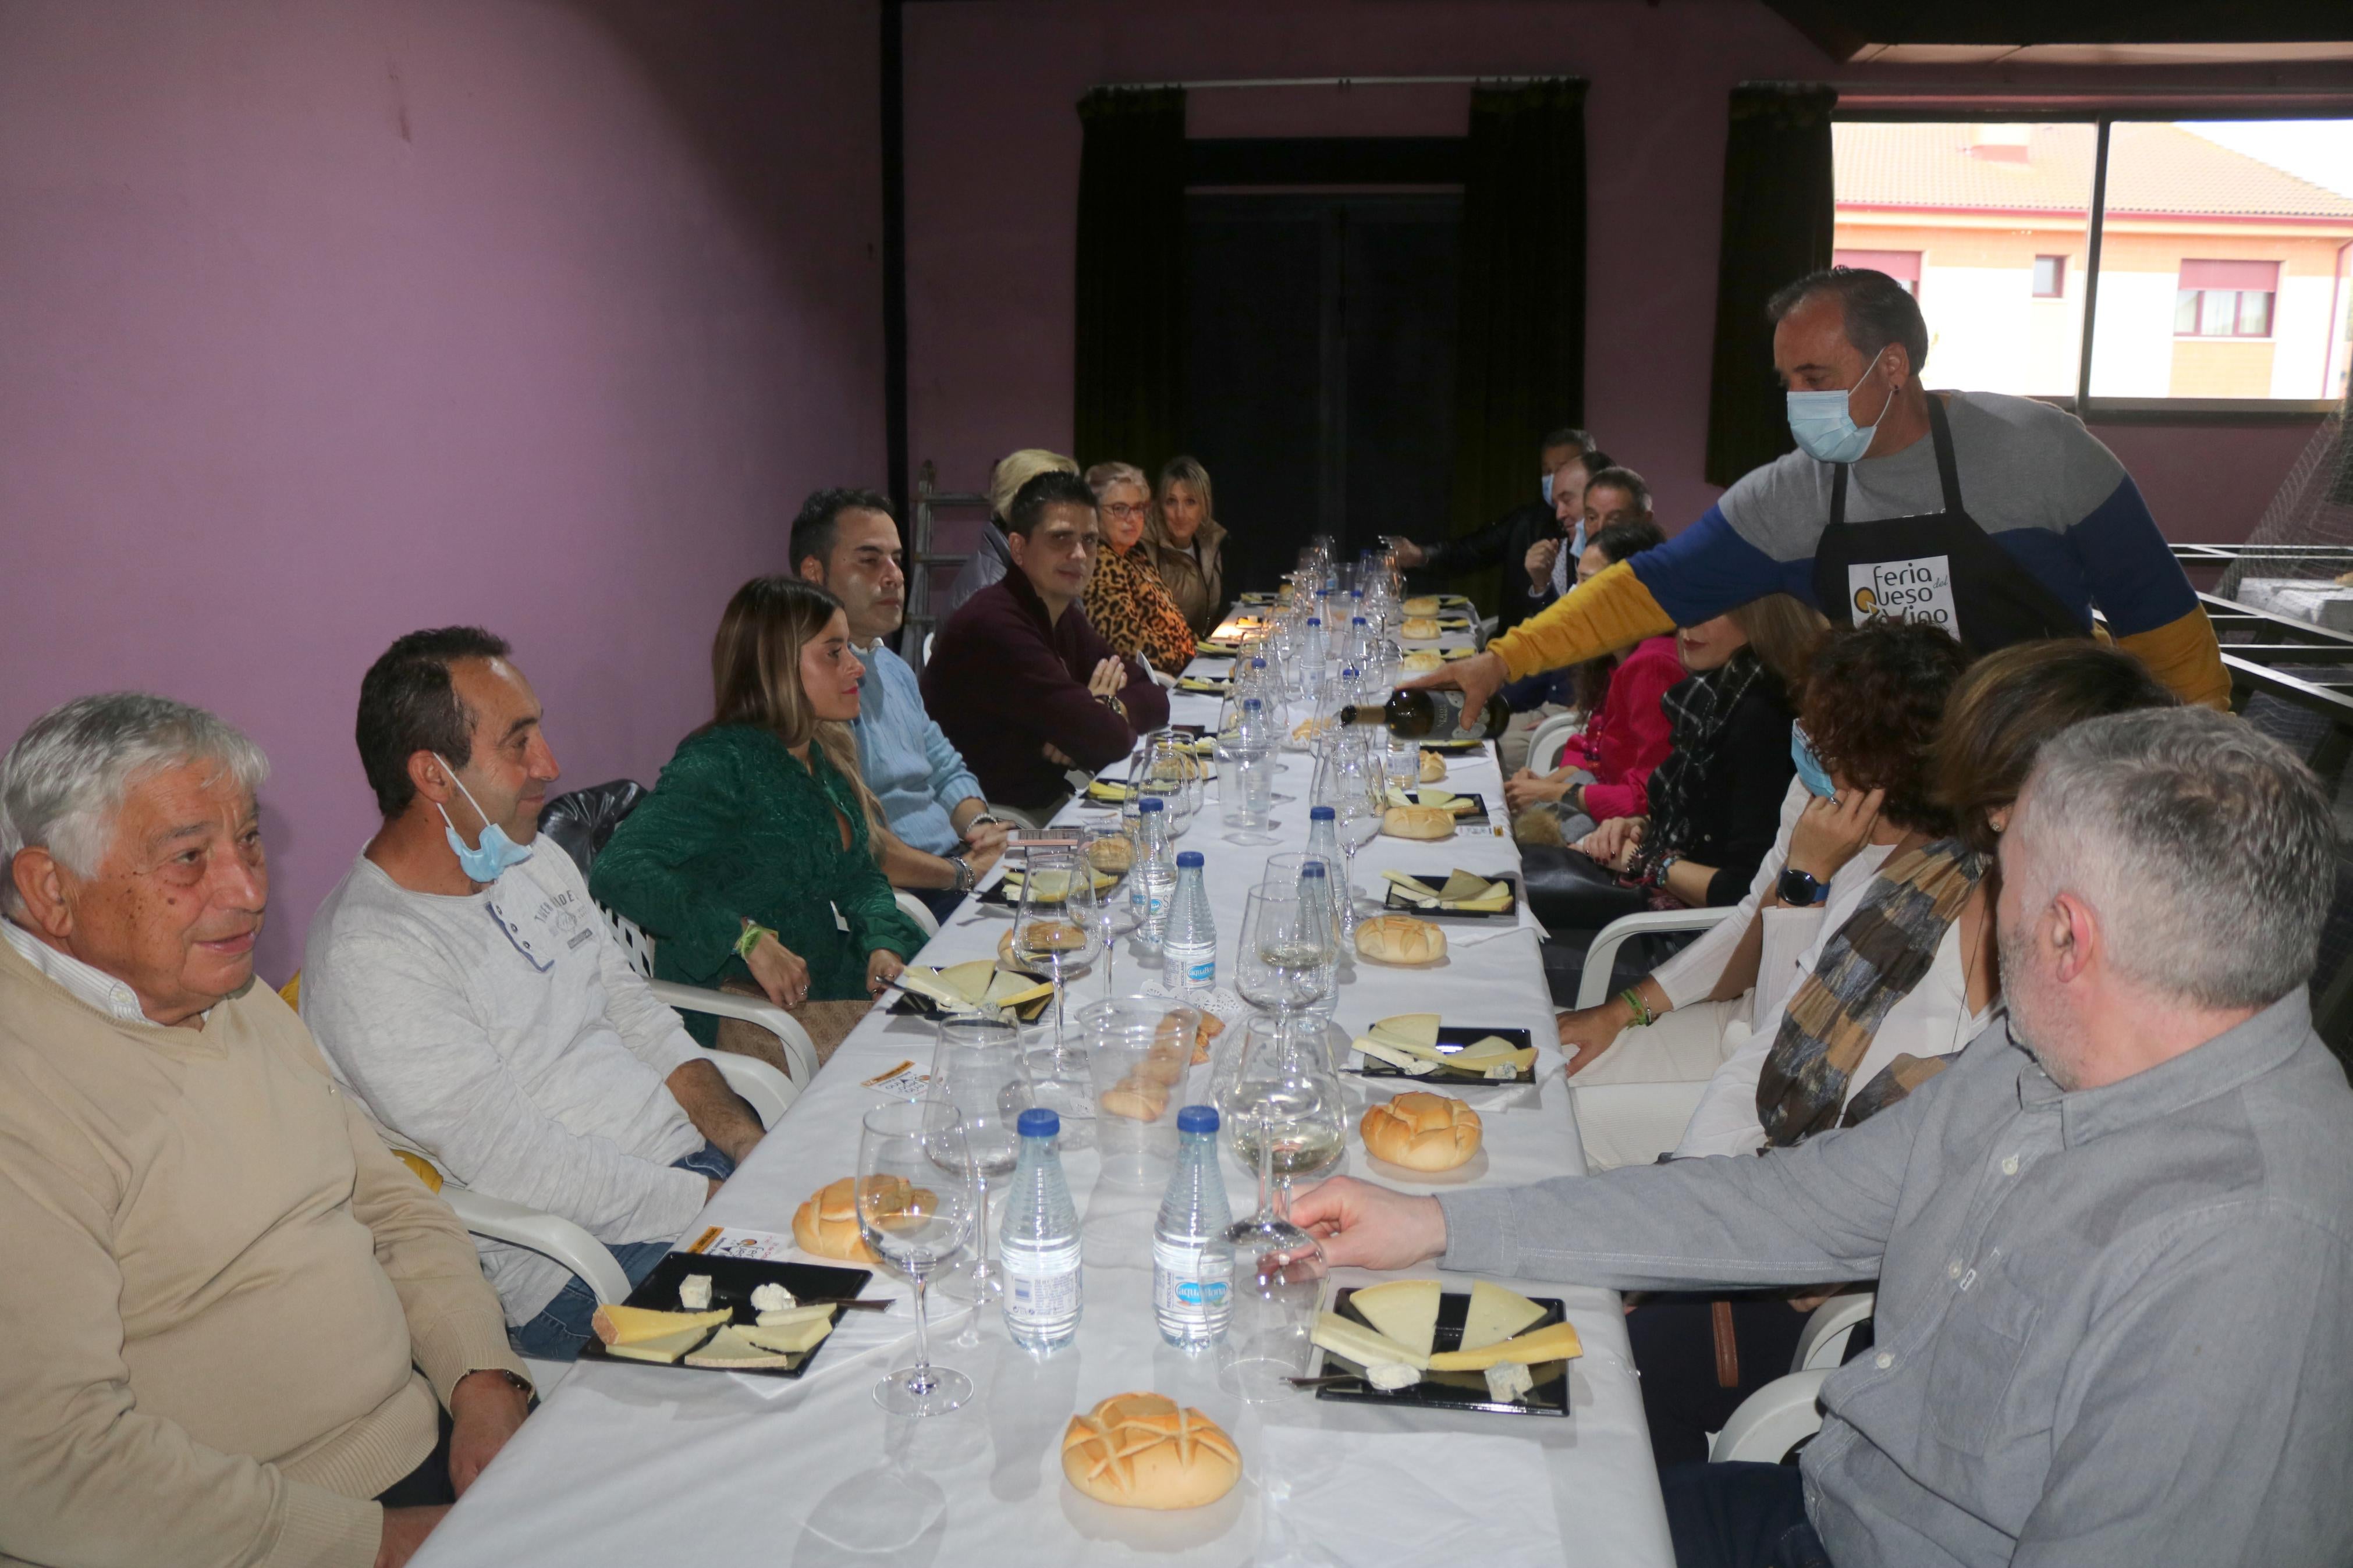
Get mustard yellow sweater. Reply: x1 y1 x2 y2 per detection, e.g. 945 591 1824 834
0 940 524 1568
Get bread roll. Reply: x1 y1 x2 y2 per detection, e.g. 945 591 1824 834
1401 595 1441 616
1063 1392 1241 1510
1381 804 1455 841
793 1174 934 1262
1400 616 1442 640
1400 650 1445 674
1087 835 1134 874
1417 749 1447 784
1354 914 1446 966
1360 1091 1482 1171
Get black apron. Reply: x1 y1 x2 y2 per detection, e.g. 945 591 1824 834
1810 396 2088 655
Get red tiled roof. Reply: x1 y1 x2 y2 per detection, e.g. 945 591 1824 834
1834 121 2353 220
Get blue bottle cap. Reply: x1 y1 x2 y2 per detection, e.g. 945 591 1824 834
1310 805 1335 820
1352 616 1368 625
1251 657 1268 669
1243 697 1262 710
1139 796 1165 812
1176 1104 1219 1135
1017 1108 1060 1138
1341 667 1359 681
1301 862 1328 879
1307 617 1321 627
1177 850 1204 867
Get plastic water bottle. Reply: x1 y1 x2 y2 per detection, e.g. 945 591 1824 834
1162 851 1218 990
1296 859 1342 1017
1001 1107 1082 1352
1152 1105 1234 1349
1131 797 1176 955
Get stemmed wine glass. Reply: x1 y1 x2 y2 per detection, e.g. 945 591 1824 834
1014 846 1105 1044
1214 1014 1337 1402
1236 884 1338 1019
1264 854 1344 1027
1312 730 1386 917
925 1019 1031 1320
1081 826 1139 997
858 1100 978 1415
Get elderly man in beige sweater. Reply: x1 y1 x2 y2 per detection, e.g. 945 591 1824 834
0 694 531 1568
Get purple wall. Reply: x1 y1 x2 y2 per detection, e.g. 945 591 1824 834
902 0 2330 552
0 1 885 982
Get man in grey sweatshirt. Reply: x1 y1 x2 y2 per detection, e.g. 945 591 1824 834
1296 708 2353 1568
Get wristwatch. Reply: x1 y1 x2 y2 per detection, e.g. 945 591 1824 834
948 855 974 893
1776 867 1831 907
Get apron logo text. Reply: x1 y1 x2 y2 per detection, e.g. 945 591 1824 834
1850 556 1958 630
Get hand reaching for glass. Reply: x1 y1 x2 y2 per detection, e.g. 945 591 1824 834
1284 1176 1449 1272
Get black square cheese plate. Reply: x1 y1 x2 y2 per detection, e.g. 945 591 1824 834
1351 1025 1537 1085
576 1253 874 1379
1382 869 1520 922
1315 1286 1570 1417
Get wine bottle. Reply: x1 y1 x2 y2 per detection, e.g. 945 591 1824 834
1340 687 1510 741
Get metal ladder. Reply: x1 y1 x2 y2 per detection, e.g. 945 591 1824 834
904 460 988 674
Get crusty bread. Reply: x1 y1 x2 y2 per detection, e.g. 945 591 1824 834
1381 804 1455 841
1360 1091 1482 1171
1401 595 1442 616
1354 914 1446 966
1062 1392 1241 1510
1400 616 1442 640
794 1174 934 1262
1400 650 1445 673
1418 749 1447 784
1087 835 1134 874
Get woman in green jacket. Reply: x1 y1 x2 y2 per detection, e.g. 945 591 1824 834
592 577 925 1043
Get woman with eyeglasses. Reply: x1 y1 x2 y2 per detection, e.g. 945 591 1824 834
1082 461 1197 675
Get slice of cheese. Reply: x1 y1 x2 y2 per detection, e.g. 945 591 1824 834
896 968 979 1014
1428 1318 1581 1371
1438 870 1496 901
1459 1281 1553 1353
1418 789 1457 809
1383 784 1415 809
753 1302 837 1330
1450 886 1513 913
602 1322 721 1364
1312 1310 1431 1372
938 960 998 1002
984 971 1056 1010
1484 1362 1536 1403
684 1324 800 1370
1447 1035 1535 1071
741 1315 835 1356
1355 1038 1439 1076
1367 1013 1442 1051
1348 1280 1442 1359
591 1302 733 1347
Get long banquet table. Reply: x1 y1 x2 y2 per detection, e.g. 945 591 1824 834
413 631 1673 1568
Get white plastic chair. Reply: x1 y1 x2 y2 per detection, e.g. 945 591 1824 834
602 906 821 1087
1565 906 1741 1165
1573 906 1740 1010
1708 1292 1878 1463
896 888 942 938
1525 712 1585 776
985 801 1046 830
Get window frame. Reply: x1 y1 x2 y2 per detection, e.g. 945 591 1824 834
2032 254 2066 298
1832 104 2352 421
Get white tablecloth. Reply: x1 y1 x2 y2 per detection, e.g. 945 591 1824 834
414 663 1671 1568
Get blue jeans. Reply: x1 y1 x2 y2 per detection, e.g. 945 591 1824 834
1662 1462 1832 1568
506 1142 737 1361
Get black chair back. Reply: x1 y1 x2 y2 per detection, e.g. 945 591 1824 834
2307 850 2353 1082
536 780 647 880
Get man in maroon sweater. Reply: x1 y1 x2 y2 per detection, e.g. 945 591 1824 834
924 470 1170 811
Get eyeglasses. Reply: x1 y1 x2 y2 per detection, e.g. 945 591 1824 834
1101 502 1151 521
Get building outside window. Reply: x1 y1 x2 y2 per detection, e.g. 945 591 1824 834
1832 119 2353 406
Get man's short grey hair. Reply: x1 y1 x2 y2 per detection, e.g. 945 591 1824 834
1084 461 1148 497
2014 707 2336 1010
0 694 268 913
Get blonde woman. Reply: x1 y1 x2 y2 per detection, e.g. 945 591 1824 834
592 577 927 1058
1083 461 1196 674
1142 454 1227 638
938 447 1078 622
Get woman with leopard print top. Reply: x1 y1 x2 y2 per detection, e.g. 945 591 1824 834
1084 461 1196 676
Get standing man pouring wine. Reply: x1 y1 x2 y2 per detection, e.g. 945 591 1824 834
1403 268 2227 717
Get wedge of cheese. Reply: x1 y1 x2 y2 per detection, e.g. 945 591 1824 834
983 970 1056 1010
1312 1310 1431 1373
1442 1035 1538 1078
1366 1013 1442 1051
1347 1280 1442 1359
684 1324 800 1370
604 1322 722 1364
591 1303 733 1347
1435 871 1510 912
741 1314 835 1356
1354 1038 1439 1076
753 1302 837 1331
1428 1317 1581 1371
1461 1280 1550 1350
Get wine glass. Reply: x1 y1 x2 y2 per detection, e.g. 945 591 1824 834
1312 731 1385 915
1236 884 1337 1018
925 1019 1031 1313
1014 847 1105 1044
1215 1015 1335 1402
858 1100 977 1415
1081 826 1140 997
1263 854 1343 1027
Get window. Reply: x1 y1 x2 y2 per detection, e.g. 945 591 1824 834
2174 260 2277 338
1833 249 1920 296
1835 115 2353 411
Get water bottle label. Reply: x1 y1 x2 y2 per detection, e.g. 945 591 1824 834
1154 1254 1232 1315
1183 954 1215 986
1006 1265 1082 1324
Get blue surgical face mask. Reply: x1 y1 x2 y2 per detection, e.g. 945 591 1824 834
1786 346 1896 464
434 753 534 883
1541 471 1555 505
1791 725 1837 799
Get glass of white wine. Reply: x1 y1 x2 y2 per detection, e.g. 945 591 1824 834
1215 1014 1336 1402
858 1100 977 1416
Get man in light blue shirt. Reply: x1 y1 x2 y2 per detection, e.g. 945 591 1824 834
793 488 1007 921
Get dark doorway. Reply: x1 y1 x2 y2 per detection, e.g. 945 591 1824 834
1184 192 1460 596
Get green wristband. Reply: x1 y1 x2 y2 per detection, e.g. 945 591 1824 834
736 921 773 959
1619 986 1655 1028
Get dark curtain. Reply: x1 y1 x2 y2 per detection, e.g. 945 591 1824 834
1704 83 1838 488
1073 87 1188 477
1449 79 1587 593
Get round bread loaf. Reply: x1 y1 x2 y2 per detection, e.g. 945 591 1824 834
1401 595 1441 616
1400 616 1442 640
1417 749 1447 783
1382 804 1454 841
1360 1091 1482 1171
1400 650 1445 673
1063 1392 1241 1510
1087 835 1135 874
1353 914 1446 966
793 1174 932 1262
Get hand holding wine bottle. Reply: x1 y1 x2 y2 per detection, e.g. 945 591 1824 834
1394 648 1509 735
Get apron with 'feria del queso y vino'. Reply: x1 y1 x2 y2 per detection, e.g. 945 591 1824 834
1811 394 2090 653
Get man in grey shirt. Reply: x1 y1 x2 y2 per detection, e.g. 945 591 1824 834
1296 707 2353 1567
